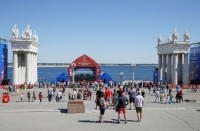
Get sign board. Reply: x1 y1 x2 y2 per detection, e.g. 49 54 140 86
189 46 200 84
0 43 8 84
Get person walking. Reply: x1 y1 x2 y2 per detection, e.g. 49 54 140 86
99 94 106 123
27 91 31 102
39 92 43 102
135 92 144 122
32 91 36 102
48 91 53 102
58 90 63 102
128 87 136 110
154 89 160 103
20 91 24 102
105 87 111 108
95 87 104 110
179 89 183 103
117 92 129 124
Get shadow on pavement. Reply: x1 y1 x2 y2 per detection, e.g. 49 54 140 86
111 119 138 122
58 108 68 113
147 102 156 103
78 120 117 124
78 119 138 124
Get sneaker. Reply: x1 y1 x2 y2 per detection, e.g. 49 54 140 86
117 121 120 124
124 121 127 124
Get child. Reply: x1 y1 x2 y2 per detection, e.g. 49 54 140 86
20 92 24 102
39 92 43 102
99 94 106 123
141 89 145 98
168 93 174 104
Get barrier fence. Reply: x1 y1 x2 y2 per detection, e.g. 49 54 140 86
0 84 199 89
0 84 57 89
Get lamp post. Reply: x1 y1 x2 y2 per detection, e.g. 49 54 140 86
72 62 76 84
132 64 136 85
120 72 124 86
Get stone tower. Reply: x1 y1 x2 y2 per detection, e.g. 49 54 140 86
10 25 39 85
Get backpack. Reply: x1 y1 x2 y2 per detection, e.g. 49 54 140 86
99 98 104 108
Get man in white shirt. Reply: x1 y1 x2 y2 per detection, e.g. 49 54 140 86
58 91 63 102
135 92 144 122
154 89 160 103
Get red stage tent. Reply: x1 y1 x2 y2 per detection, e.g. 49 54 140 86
68 55 101 82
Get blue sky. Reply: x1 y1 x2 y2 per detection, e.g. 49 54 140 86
0 0 199 64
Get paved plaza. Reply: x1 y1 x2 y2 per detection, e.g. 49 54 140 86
0 88 200 131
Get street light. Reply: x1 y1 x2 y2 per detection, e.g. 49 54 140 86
71 62 76 84
120 72 124 86
132 64 136 85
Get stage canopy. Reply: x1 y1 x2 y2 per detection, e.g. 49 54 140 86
98 72 112 84
68 55 101 82
56 72 70 82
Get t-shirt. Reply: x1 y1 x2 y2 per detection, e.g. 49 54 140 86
128 89 136 98
105 89 111 98
27 92 30 97
99 97 105 108
135 95 144 107
156 90 160 97
58 92 63 97
118 96 128 108
117 89 124 97
96 90 104 99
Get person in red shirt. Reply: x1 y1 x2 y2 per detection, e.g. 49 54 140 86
39 92 43 102
2 93 10 103
87 89 92 100
105 87 111 108
179 89 183 103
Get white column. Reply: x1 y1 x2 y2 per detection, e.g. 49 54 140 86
183 54 189 85
162 55 167 83
18 54 21 84
132 65 135 83
178 54 183 83
32 53 35 83
13 52 18 84
31 53 34 83
158 54 163 82
33 53 36 83
167 54 172 83
172 54 178 85
22 54 26 84
26 52 31 84
31 53 33 83
35 54 38 82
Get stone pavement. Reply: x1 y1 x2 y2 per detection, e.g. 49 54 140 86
0 88 200 131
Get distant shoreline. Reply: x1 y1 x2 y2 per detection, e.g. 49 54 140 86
8 63 157 67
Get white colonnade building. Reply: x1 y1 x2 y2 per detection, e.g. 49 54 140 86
11 25 39 85
157 29 190 85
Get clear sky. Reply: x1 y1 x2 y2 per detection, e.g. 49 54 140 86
0 0 200 64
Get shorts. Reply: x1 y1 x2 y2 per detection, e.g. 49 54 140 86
100 108 105 115
118 108 126 114
136 107 142 113
129 97 135 103
106 98 111 102
96 99 100 106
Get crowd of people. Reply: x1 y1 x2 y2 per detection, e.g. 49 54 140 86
1 80 199 124
95 83 145 123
